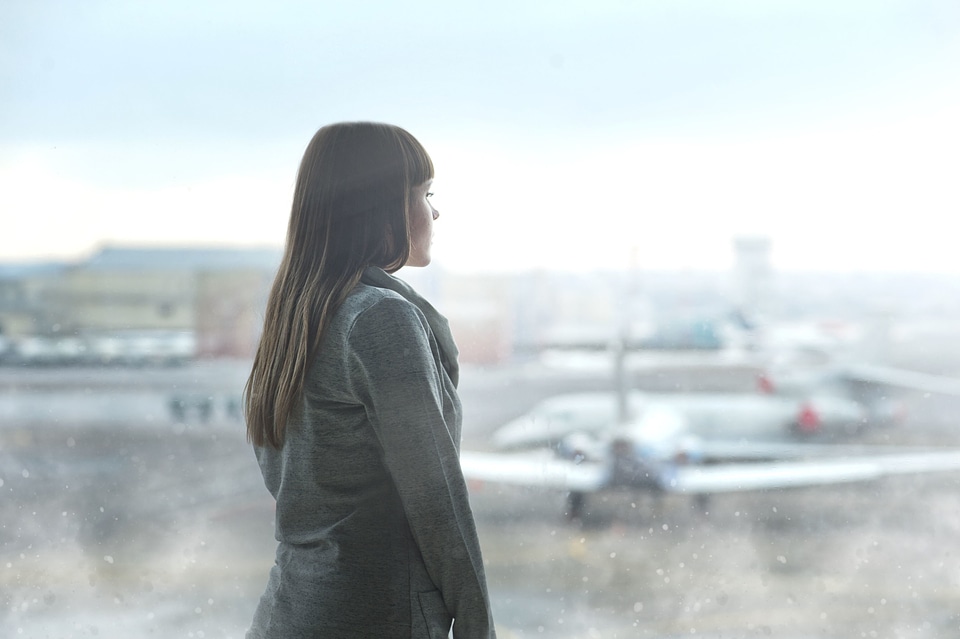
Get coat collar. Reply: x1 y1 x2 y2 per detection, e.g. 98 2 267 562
360 266 460 387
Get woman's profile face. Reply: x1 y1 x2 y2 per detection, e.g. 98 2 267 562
405 179 438 267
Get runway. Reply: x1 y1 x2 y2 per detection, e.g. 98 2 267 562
2 357 960 638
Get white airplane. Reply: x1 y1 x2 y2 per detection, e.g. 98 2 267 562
489 390 867 450
467 311 960 518
459 389 960 518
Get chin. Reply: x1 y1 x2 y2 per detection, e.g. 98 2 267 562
405 254 431 268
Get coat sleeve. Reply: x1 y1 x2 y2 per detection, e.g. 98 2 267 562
345 296 495 639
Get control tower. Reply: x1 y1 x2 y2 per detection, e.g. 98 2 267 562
733 236 774 321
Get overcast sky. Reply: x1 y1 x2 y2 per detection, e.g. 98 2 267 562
2 0 959 273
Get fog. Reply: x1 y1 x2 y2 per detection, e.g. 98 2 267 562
3 1 960 637
4 267 960 636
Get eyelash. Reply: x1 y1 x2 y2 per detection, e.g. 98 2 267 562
426 192 434 198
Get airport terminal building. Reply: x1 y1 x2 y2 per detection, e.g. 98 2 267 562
0 246 278 364
0 245 521 365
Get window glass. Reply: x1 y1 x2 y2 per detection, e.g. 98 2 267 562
2 1 960 636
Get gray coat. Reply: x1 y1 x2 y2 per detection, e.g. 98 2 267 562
247 268 495 639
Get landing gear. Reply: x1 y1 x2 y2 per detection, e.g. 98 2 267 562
565 491 585 520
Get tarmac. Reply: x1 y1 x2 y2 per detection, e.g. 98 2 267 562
1 352 960 638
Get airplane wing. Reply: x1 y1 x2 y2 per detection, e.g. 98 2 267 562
666 449 960 494
841 363 960 396
459 450 609 492
461 447 960 496
695 440 943 462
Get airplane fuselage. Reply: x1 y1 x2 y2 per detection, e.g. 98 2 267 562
492 390 866 453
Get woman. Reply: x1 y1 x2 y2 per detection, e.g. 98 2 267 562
244 122 495 638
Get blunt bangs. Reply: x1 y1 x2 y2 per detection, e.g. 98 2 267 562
394 127 434 189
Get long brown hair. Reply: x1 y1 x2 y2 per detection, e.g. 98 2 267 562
245 122 434 448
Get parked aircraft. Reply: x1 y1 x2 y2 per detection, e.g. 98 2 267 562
460 384 960 518
465 309 960 518
529 310 756 354
460 437 960 518
755 360 960 425
490 390 866 451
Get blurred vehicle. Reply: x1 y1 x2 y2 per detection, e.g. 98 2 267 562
1 330 196 366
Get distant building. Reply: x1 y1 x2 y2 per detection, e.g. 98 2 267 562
0 262 67 338
194 268 274 358
0 246 520 365
400 267 515 365
10 240 896 368
0 245 280 363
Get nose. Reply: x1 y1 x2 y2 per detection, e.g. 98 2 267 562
432 208 440 221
